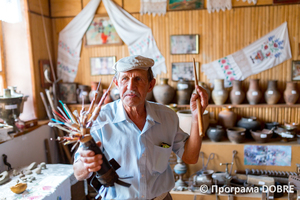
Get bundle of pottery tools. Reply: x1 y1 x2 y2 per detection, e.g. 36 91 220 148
48 78 131 196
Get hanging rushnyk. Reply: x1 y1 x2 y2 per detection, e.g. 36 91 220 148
201 22 291 88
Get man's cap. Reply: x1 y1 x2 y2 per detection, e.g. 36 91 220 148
112 55 154 72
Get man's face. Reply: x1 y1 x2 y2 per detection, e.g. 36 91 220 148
114 69 155 107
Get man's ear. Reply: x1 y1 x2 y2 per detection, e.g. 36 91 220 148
148 79 156 92
113 76 119 88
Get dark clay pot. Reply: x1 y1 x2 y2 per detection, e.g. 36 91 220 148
207 125 225 142
227 127 246 143
176 78 193 105
237 117 262 138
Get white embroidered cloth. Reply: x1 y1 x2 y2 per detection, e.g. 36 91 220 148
202 22 291 87
103 0 166 77
207 0 232 13
140 0 167 16
57 0 101 82
0 0 22 23
236 0 257 4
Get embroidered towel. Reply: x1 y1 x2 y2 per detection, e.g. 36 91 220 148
207 0 232 13
57 0 101 82
236 0 257 4
202 22 291 87
140 0 167 16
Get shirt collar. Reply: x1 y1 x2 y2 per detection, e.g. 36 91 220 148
112 100 161 124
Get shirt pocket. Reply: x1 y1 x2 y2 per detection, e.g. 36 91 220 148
152 145 172 174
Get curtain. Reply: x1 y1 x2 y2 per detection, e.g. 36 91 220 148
0 0 22 23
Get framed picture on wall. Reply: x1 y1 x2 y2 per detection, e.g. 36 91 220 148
168 0 204 11
273 0 300 4
39 60 53 88
58 83 77 104
170 35 199 55
90 56 116 76
171 62 199 81
291 60 300 81
85 15 123 46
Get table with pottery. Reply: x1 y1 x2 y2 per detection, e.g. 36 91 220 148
0 163 76 200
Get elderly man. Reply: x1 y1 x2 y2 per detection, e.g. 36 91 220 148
73 55 208 200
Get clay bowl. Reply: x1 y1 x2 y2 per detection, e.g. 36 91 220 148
250 129 273 143
226 127 246 143
265 122 280 130
10 183 27 194
284 122 300 133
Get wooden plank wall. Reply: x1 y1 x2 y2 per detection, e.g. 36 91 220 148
27 0 300 120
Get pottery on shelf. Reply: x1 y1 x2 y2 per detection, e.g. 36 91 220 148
246 79 262 105
89 81 103 104
284 81 299 105
226 127 246 143
77 84 91 104
207 125 225 142
237 117 262 138
230 80 245 105
176 78 193 105
265 122 280 130
212 79 228 105
250 129 273 143
10 183 27 194
218 106 237 129
177 109 209 134
264 80 281 105
153 78 175 105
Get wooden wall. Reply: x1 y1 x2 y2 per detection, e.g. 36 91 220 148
27 0 300 120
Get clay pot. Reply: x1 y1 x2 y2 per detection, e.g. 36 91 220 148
77 85 91 104
218 106 237 129
153 78 175 105
89 82 103 104
265 122 280 130
177 109 209 134
226 127 246 143
265 80 281 105
110 86 120 101
284 81 299 105
207 125 225 142
230 80 245 105
176 78 193 105
247 79 262 105
237 117 262 138
251 129 273 143
212 79 228 105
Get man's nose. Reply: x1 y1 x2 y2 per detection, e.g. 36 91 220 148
127 79 136 90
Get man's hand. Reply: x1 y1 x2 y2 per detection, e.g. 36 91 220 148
190 85 209 121
78 141 103 172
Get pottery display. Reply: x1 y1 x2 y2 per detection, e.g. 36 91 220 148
226 127 246 143
265 122 280 130
110 86 120 101
212 79 228 105
218 106 237 129
250 129 273 143
207 125 225 142
264 80 281 105
77 84 91 104
153 78 175 105
10 183 27 194
177 109 209 134
230 80 245 105
237 117 262 138
176 78 193 105
89 81 103 104
274 126 296 142
246 79 262 105
284 122 300 133
284 81 299 105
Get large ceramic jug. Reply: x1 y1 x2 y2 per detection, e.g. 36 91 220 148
176 78 192 105
212 79 228 105
284 81 299 105
153 78 175 105
230 80 245 105
246 79 262 105
218 106 237 129
264 80 281 105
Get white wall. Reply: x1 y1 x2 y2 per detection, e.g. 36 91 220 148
0 125 59 172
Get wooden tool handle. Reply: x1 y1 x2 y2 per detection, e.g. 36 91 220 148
193 58 204 137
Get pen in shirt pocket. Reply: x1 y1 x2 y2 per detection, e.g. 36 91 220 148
160 142 171 148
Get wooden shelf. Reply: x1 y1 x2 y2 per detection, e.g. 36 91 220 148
177 104 300 108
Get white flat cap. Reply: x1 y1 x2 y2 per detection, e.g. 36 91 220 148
113 55 154 72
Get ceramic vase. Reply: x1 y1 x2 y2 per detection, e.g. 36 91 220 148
77 85 90 104
230 80 245 105
264 80 281 105
153 78 175 105
89 82 103 104
176 78 192 105
246 79 262 105
207 125 225 142
218 106 237 129
212 79 228 105
284 81 299 105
